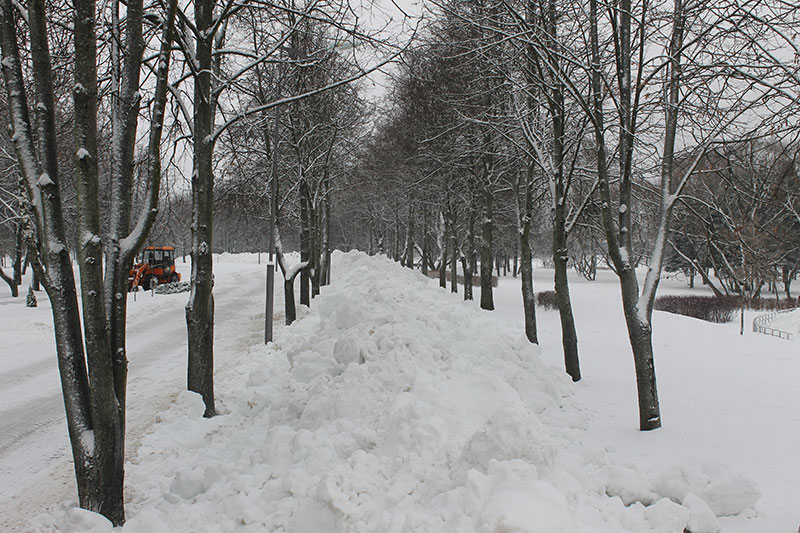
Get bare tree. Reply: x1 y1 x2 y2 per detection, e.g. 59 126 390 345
0 0 177 521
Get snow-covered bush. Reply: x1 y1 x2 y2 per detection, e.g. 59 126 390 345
654 295 739 323
537 290 559 310
154 281 191 295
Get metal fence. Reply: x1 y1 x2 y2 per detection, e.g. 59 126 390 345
752 308 797 340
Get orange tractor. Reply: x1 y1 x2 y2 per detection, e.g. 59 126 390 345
128 246 181 290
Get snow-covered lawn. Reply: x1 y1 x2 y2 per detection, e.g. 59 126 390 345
763 308 800 336
1 252 798 532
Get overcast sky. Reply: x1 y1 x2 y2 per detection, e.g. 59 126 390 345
358 0 426 103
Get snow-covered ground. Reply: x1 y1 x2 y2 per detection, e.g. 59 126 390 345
1 252 798 532
765 308 800 336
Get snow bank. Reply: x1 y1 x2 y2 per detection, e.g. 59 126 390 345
30 251 760 532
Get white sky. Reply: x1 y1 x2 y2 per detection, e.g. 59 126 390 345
358 0 426 103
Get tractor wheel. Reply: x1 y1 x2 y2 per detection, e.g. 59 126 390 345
144 275 155 290
170 272 179 283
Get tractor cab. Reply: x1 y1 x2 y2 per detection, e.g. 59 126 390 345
129 246 181 290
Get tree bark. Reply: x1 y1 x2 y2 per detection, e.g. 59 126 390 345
480 188 494 310
0 266 17 296
186 0 217 418
300 179 311 306
553 220 580 381
405 203 414 269
449 207 458 294
284 278 297 325
520 225 538 344
519 171 538 344
421 206 429 276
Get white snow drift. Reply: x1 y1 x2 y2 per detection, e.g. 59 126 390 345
28 251 762 533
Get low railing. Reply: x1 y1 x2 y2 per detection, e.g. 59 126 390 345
753 309 797 340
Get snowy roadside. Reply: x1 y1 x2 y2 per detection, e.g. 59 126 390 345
0 255 275 531
26 252 766 532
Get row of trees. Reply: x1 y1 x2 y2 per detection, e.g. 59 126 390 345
667 139 800 299
342 0 800 432
0 0 405 525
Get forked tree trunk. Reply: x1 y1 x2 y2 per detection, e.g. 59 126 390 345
588 0 665 431
0 0 176 523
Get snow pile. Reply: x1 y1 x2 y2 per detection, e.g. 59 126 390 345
154 281 191 295
30 251 760 532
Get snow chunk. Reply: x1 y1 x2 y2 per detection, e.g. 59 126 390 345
30 504 113 533
460 402 556 472
81 232 101 247
602 464 658 506
38 173 54 187
643 498 690 531
683 492 722 533
76 147 91 159
289 350 341 383
318 292 361 329
156 390 206 422
619 204 628 214
80 429 94 453
480 479 577 532
652 460 761 516
168 467 218 500
288 499 338 532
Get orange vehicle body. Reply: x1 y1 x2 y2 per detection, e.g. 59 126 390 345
128 246 181 290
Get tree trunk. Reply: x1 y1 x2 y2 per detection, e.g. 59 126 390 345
553 208 580 381
449 210 458 294
519 171 538 344
12 223 23 287
421 206 429 276
31 267 40 291
782 264 792 300
284 278 297 325
320 185 331 286
0 267 18 296
619 268 662 430
405 203 414 269
520 234 538 344
393 211 401 262
300 179 311 306
186 0 216 418
480 189 494 310
438 211 447 288
462 256 473 300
